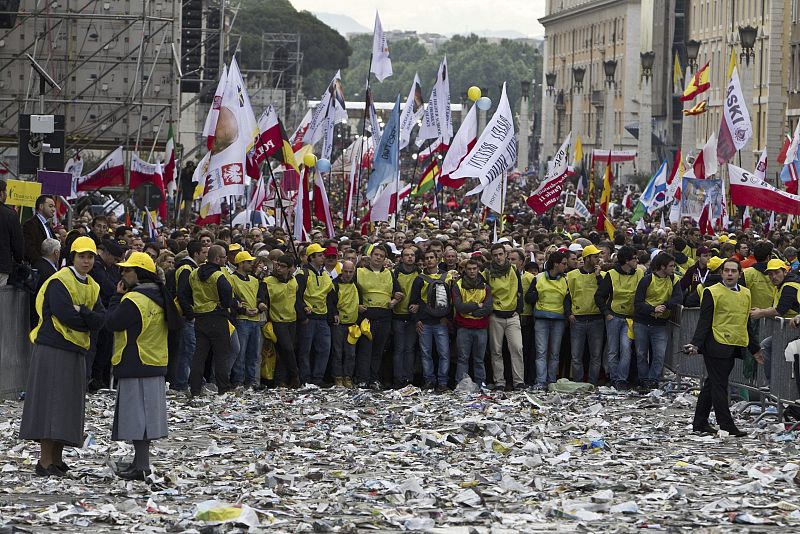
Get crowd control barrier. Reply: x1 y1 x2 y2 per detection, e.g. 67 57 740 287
0 286 32 399
665 306 707 391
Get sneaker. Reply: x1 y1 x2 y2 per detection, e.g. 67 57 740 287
530 383 546 392
356 382 370 389
435 384 449 393
333 377 344 387
368 381 383 391
422 380 436 391
513 383 526 391
343 377 354 388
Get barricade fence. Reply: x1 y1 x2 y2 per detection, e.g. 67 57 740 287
0 287 32 399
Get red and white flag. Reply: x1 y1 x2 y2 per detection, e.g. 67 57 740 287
363 181 410 222
293 167 311 241
313 169 335 238
129 154 167 219
163 125 177 194
697 197 715 236
765 211 776 232
202 65 228 151
439 104 477 188
526 133 572 214
693 133 718 179
76 146 125 191
717 51 752 164
729 163 800 215
755 147 768 180
742 206 751 231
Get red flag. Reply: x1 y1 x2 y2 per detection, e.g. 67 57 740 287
778 135 792 165
526 174 567 214
742 206 751 231
163 126 176 189
76 147 124 191
698 199 714 236
729 164 800 215
692 134 718 179
129 154 167 219
293 167 312 240
312 169 335 238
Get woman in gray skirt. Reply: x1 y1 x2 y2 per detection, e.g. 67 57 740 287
20 236 105 477
105 251 183 480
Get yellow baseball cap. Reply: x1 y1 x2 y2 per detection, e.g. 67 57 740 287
261 321 277 343
347 324 362 345
707 256 725 271
306 243 325 256
582 244 601 258
719 235 729 243
234 251 256 264
71 236 97 255
766 259 789 272
228 243 242 253
117 251 156 273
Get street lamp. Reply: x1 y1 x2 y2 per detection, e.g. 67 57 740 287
545 72 556 94
603 59 617 85
572 66 585 91
640 51 655 80
738 25 758 66
686 39 701 71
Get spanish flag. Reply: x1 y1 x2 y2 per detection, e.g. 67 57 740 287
595 152 615 239
680 61 711 101
683 100 708 116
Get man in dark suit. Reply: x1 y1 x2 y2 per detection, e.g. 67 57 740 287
0 179 24 286
29 237 60 327
684 258 764 437
23 195 56 263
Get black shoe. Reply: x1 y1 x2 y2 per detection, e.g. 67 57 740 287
721 427 748 437
35 462 64 477
513 383 526 391
692 424 717 435
55 460 71 472
116 465 151 481
368 381 383 391
422 381 436 391
435 384 449 393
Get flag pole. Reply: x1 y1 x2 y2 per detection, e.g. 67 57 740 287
264 160 298 259
340 129 347 230
353 52 375 227
500 168 507 235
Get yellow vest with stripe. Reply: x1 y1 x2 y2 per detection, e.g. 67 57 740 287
231 274 261 321
744 267 776 310
774 281 800 319
644 273 678 319
336 281 359 324
706 283 751 347
608 268 644 317
394 269 418 315
302 268 334 315
112 291 168 367
484 267 520 312
189 268 225 314
521 271 535 316
30 267 100 349
534 272 568 315
356 267 393 308
455 278 487 320
173 263 196 315
265 275 298 323
566 269 602 316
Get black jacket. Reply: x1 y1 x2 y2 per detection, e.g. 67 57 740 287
0 202 24 275
690 284 761 359
22 214 53 263
90 256 120 306
29 257 58 328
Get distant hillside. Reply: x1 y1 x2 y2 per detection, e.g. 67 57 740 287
313 12 370 35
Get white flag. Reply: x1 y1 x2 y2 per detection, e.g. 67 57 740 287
717 57 752 163
574 197 590 220
418 57 453 143
370 12 392 82
755 147 768 180
787 121 800 165
399 73 424 149
202 65 228 150
227 57 259 153
440 104 478 187
304 71 348 160
480 171 506 214
452 83 517 195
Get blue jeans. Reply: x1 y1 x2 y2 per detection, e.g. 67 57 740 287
173 321 196 390
534 318 566 386
606 315 632 384
393 319 417 385
455 328 487 384
330 324 357 378
633 322 668 384
570 317 605 384
761 336 773 381
297 319 332 383
231 320 262 386
419 322 450 385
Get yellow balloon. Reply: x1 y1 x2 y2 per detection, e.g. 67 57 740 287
303 153 317 168
467 86 481 102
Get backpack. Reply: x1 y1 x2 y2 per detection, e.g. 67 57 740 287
420 273 450 318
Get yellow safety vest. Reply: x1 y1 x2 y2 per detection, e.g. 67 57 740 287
483 266 520 312
393 269 418 315
336 281 359 324
231 274 261 321
173 262 196 315
30 267 100 349
302 267 333 315
608 268 644 317
112 291 168 367
356 267 393 309
455 279 487 320
566 269 603 316
644 273 678 319
265 275 298 323
521 271 535 316
534 272 568 316
706 283 751 347
774 281 800 319
744 267 777 310
189 269 225 314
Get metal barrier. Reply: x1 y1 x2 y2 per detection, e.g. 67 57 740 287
0 286 32 399
764 317 800 429
664 306 707 392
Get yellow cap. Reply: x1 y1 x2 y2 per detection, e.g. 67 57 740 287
729 239 737 246
306 243 325 256
719 235 729 243
234 251 256 264
359 318 372 340
261 321 277 343
707 256 725 271
117 251 156 273
228 243 242 253
766 259 789 272
582 244 601 258
71 236 97 255
346 324 362 345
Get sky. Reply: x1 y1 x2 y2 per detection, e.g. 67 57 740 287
289 0 546 38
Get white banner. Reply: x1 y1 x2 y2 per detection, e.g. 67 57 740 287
418 57 453 143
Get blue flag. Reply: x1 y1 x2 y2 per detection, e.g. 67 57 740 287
366 94 401 201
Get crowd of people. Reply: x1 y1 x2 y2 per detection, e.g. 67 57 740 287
2 176 799 481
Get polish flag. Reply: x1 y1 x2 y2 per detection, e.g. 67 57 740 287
697 198 715 236
692 133 718 179
313 169 335 238
293 167 311 241
742 206 751 231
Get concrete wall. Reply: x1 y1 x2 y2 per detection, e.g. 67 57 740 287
0 287 31 400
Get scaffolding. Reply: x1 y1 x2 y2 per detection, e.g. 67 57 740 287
256 32 302 127
0 0 180 162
